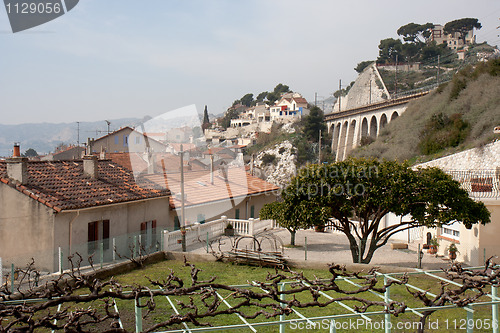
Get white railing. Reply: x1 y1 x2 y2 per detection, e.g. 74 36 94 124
447 170 500 200
163 217 273 251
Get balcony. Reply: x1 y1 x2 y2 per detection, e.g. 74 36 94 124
447 169 500 199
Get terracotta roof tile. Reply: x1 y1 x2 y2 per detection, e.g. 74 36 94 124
104 152 205 173
144 168 279 208
0 160 170 212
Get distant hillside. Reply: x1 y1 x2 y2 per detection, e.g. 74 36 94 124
0 118 140 157
351 59 500 163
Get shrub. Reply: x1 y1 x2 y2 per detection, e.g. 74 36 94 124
418 113 470 155
261 153 276 165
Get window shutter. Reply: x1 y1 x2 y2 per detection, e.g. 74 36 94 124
103 220 110 239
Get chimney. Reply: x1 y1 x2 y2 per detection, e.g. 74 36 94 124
99 146 106 160
7 143 28 184
209 150 214 184
147 153 156 174
86 138 94 155
13 143 21 157
83 155 98 179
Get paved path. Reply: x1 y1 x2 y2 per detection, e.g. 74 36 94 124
189 228 452 271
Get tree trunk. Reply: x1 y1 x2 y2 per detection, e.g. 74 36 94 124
290 230 296 246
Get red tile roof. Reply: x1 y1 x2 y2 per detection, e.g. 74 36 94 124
104 152 206 173
144 168 279 208
0 160 170 212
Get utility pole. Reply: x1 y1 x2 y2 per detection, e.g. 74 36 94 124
76 122 80 146
180 144 186 252
395 55 398 96
338 79 342 112
318 129 322 164
105 120 111 134
437 55 440 85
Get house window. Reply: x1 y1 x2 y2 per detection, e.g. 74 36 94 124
174 216 180 231
114 136 119 145
235 209 240 219
135 136 141 144
88 220 110 253
250 205 255 219
442 221 460 240
123 135 129 146
140 220 157 250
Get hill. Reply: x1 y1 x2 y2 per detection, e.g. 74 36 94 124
351 59 500 163
0 118 140 157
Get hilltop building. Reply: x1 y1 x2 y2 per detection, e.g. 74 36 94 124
431 24 476 50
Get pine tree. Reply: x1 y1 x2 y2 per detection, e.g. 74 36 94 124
202 105 210 130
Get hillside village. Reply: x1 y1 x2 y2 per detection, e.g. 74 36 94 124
0 18 499 282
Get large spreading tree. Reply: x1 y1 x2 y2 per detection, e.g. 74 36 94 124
444 18 482 45
273 159 490 263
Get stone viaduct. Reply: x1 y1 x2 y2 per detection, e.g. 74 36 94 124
325 91 429 161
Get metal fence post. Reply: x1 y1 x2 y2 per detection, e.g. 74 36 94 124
304 237 307 261
133 236 137 258
58 247 63 274
100 241 104 269
330 319 337 333
10 263 14 294
135 297 142 333
163 230 169 251
417 244 422 269
384 276 391 333
206 232 209 253
493 286 498 333
466 306 473 333
112 237 116 262
280 282 286 333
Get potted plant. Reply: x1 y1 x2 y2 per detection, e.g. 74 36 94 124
224 223 234 236
428 237 439 254
447 243 459 260
177 226 186 243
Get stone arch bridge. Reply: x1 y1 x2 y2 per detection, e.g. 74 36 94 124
325 91 429 161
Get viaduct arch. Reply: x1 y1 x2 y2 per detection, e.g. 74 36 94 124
325 92 428 161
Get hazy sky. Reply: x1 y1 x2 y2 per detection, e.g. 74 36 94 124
1 0 499 125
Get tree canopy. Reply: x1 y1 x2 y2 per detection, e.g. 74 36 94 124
202 105 210 131
397 22 433 44
260 197 329 246
274 159 490 263
354 61 374 74
444 18 481 45
266 83 291 104
303 106 326 143
24 148 38 157
377 38 402 64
